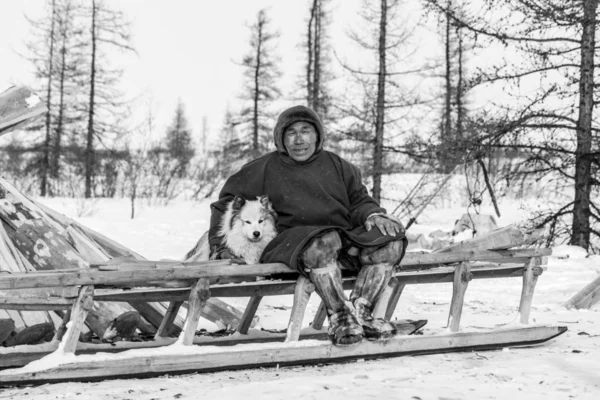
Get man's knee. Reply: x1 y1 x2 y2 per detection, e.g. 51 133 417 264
301 230 342 270
359 238 405 266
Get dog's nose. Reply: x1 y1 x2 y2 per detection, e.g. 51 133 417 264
253 231 261 238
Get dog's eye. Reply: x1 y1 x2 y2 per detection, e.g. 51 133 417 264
258 219 264 224
245 221 251 224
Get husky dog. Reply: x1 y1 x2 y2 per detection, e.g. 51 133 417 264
184 195 278 264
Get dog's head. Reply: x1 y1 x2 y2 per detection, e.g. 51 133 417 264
231 195 278 242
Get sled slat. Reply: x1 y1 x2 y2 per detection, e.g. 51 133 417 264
311 301 327 330
285 276 314 342
0 325 567 385
373 277 398 319
155 301 183 339
384 282 406 321
178 278 210 346
518 257 542 323
61 285 93 354
447 263 471 332
237 296 262 335
0 250 551 290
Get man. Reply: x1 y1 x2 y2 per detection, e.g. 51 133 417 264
209 105 407 345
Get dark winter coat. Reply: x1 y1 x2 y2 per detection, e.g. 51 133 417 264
209 105 406 272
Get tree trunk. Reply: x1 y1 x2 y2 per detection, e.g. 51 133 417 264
85 0 98 199
252 14 264 156
306 0 316 107
372 0 387 203
53 6 69 181
570 0 598 250
313 0 322 114
41 0 57 197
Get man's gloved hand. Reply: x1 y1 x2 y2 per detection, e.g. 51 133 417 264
365 214 406 237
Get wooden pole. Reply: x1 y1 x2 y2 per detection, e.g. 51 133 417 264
285 276 314 342
155 301 183 339
373 277 398 319
177 278 210 346
384 283 406 321
518 257 543 323
311 301 327 330
237 296 263 334
60 285 93 354
447 263 471 332
564 275 600 310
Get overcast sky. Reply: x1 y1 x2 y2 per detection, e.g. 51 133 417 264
1 0 378 148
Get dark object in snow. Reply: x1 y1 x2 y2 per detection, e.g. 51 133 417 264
102 311 141 342
196 328 236 338
572 349 582 353
0 319 15 345
4 322 55 347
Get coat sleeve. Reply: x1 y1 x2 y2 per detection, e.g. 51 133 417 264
342 159 386 227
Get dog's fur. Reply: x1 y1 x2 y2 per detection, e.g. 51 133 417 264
452 213 498 237
184 195 278 264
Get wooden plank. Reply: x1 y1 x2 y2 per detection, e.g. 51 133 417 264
447 263 471 332
0 325 567 385
384 283 406 321
285 276 314 342
53 311 71 342
564 275 600 310
311 301 327 330
237 296 263 334
373 278 398 319
0 320 427 368
435 226 525 253
35 202 146 261
518 257 542 323
155 301 183 339
61 286 94 354
0 86 47 135
177 278 210 346
0 250 551 290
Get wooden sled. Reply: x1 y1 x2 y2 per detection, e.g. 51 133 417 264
0 225 566 386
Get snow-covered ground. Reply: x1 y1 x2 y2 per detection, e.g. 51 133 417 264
1 194 599 399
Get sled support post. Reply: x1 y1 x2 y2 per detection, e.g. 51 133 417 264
155 301 183 339
519 257 542 323
373 277 399 319
53 310 71 342
384 282 406 321
311 301 327 330
62 285 94 354
447 263 471 332
178 278 210 346
285 276 314 342
237 296 263 334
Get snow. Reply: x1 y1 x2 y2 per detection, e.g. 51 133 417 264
1 196 599 399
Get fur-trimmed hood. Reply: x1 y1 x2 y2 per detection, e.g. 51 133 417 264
273 106 324 158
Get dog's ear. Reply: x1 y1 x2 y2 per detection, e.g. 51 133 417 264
261 195 277 214
232 195 245 210
259 195 272 209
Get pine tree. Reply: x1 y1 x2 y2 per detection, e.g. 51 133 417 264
165 100 195 177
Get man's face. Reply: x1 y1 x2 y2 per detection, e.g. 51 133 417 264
283 121 318 162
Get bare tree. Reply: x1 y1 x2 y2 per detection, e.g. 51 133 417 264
82 0 134 198
424 0 600 250
238 9 281 158
340 0 428 202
